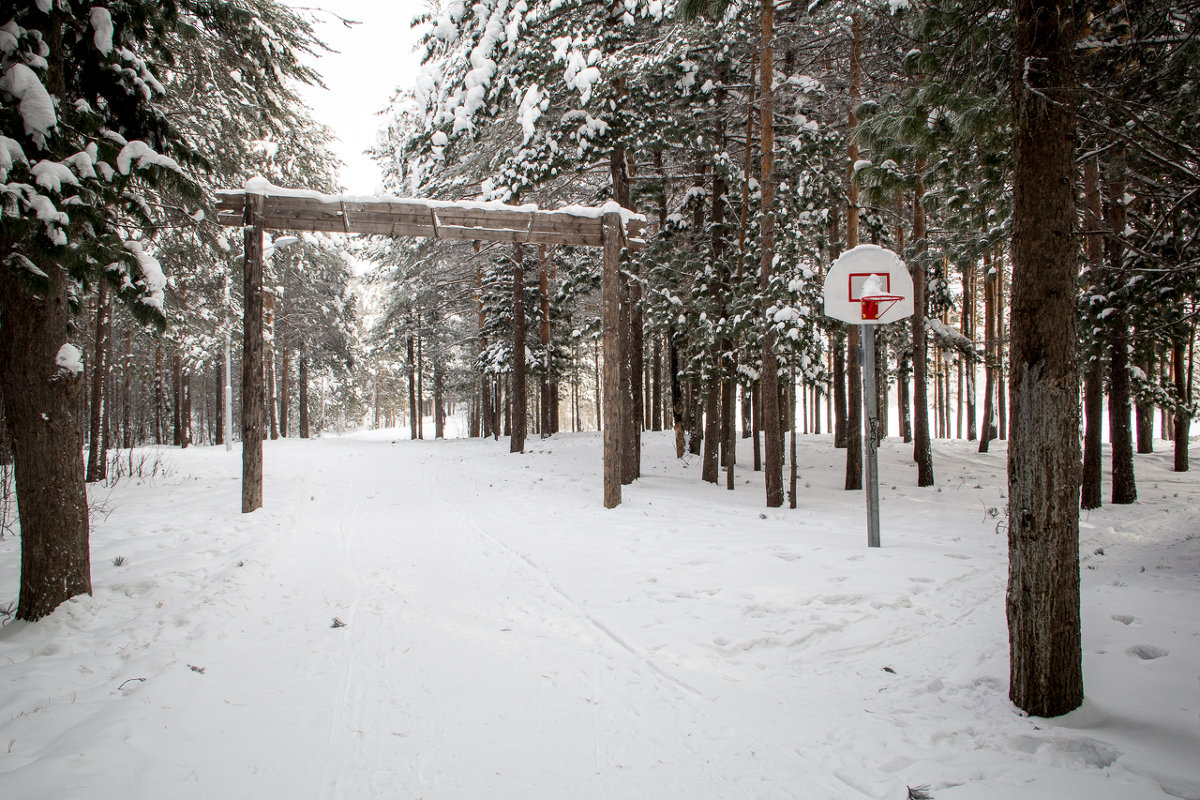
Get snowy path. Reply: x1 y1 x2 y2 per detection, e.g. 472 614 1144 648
302 438 860 798
1 431 1198 799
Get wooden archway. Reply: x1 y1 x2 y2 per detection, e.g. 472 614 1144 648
216 182 643 512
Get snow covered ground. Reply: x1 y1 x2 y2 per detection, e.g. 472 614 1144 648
1 429 1197 799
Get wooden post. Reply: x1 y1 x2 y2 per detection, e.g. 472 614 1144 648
602 212 623 508
242 191 265 513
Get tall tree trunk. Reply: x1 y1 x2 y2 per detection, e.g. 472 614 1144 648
833 332 848 447
845 325 863 490
1105 149 1136 504
899 350 912 443
670 332 684 457
511 245 527 453
788 365 798 508
651 335 663 432
154 344 165 444
478 259 492 439
965 260 978 440
702 381 720 484
704 119 730 484
215 360 224 446
979 248 998 451
407 334 417 440
0 265 92 620
687 380 704 455
279 342 290 439
729 49 756 484
594 339 602 436
417 320 425 440
1080 154 1104 508
298 351 310 439
997 260 1008 440
1161 357 1173 441
1135 350 1154 453
172 353 183 446
912 171 935 486
758 0 782 506
843 11 864 492
266 294 278 441
86 282 111 482
614 148 640 481
498 377 507 438
122 331 132 449
540 245 553 439
1082 358 1105 505
434 362 445 439
267 348 278 441
1007 0 1083 717
181 369 192 448
813 385 822 435
752 384 762 471
1173 330 1191 472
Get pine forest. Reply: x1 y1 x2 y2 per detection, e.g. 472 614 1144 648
1 0 1198 796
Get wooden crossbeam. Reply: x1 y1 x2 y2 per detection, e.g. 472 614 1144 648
216 190 645 249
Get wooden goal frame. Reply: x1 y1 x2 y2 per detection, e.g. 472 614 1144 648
217 183 644 512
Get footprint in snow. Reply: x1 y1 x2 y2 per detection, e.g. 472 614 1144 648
1127 644 1168 660
1111 614 1140 626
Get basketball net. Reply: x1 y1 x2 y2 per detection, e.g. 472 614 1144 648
860 294 904 322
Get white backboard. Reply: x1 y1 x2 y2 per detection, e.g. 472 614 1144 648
822 245 914 325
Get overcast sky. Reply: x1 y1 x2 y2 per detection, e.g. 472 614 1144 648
285 1 428 195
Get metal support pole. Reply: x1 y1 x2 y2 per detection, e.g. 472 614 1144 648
862 323 880 547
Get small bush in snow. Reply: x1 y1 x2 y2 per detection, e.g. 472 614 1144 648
103 449 172 488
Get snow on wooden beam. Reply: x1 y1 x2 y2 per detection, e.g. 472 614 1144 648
216 181 645 250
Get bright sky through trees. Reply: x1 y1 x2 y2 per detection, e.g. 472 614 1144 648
284 0 426 194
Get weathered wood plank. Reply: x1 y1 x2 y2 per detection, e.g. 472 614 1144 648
602 211 623 509
217 190 644 249
242 193 265 514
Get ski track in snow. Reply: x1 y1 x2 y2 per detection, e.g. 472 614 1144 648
0 430 1198 799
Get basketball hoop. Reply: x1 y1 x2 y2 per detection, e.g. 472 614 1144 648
860 293 904 322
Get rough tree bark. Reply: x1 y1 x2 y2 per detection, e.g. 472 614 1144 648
1081 154 1104 509
511 244 527 453
669 332 684 458
122 331 132 449
434 362 445 439
1135 350 1154 453
1007 0 1083 717
1105 148 1136 504
912 170 935 486
964 261 977 441
539 245 553 439
407 334 417 440
0 264 92 620
298 351 310 439
612 145 639 481
758 0 783 506
86 282 111 482
1173 330 1191 472
843 12 863 492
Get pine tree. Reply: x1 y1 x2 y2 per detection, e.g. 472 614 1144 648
1007 0 1084 718
0 1 205 620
